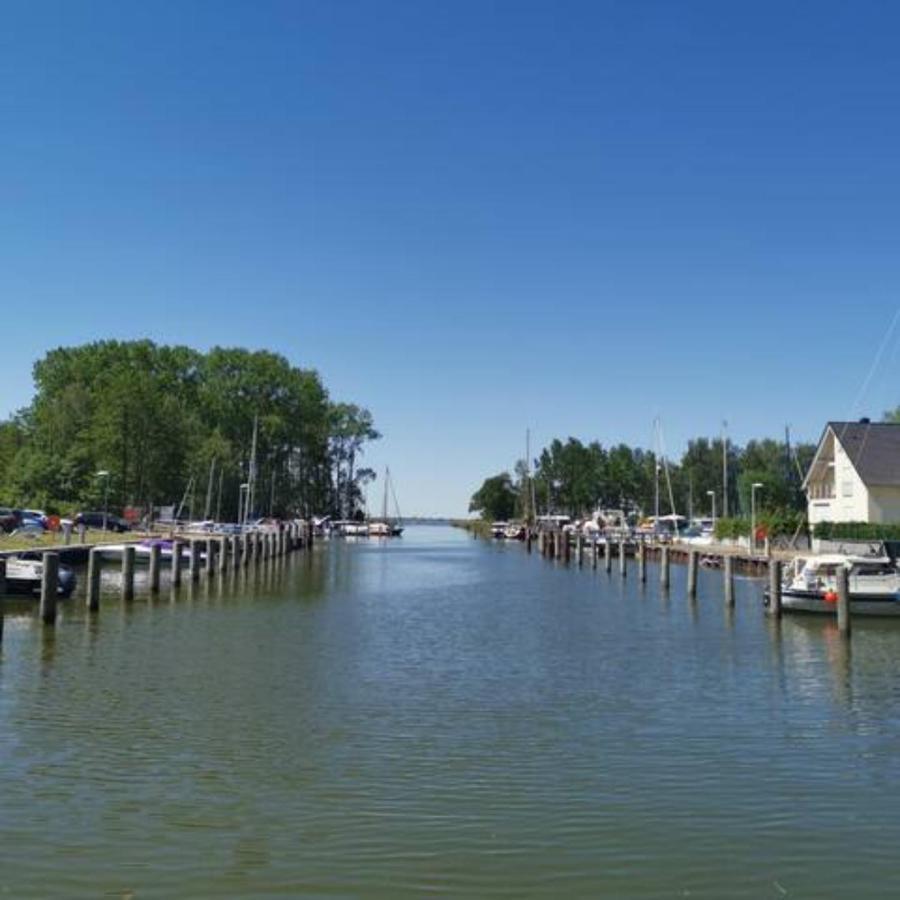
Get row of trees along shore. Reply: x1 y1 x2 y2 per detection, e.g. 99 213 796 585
469 434 820 537
0 341 380 521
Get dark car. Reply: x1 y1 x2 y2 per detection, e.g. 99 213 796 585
0 507 22 533
75 511 131 533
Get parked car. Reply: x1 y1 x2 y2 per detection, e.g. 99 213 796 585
0 507 22 533
74 511 132 533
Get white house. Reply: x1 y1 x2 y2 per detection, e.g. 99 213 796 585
803 421 900 525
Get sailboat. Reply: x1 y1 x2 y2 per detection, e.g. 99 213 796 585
368 468 404 537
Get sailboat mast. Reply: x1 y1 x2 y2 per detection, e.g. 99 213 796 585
383 467 389 521
721 420 728 519
248 414 258 524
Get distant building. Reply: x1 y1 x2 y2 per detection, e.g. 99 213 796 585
803 421 900 525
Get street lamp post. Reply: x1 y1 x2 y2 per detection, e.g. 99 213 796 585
750 482 764 555
96 470 110 532
706 490 716 534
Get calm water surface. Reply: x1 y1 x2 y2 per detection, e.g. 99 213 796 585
2 526 900 898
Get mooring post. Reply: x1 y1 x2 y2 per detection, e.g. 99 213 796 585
0 559 6 641
526 529 533 554
218 537 228 573
604 539 612 574
40 552 59 624
724 555 734 607
660 546 670 590
576 533 584 567
240 533 249 566
205 540 215 578
87 547 102 611
687 550 698 597
638 540 646 582
591 538 598 569
768 558 782 618
189 541 201 581
122 545 135 601
171 539 183 586
619 540 627 577
149 542 161 592
837 566 851 636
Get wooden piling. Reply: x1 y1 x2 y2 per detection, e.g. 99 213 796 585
619 540 627 577
231 535 240 569
241 533 250 566
604 539 612 573
189 541 201 581
526 529 533 554
724 555 734 607
171 539 183 586
87 547 102 611
205 540 216 577
592 538 598 569
122 545 135 601
576 534 584 567
149 542 162 592
660 546 670 589
0 559 4 641
638 540 646 582
687 550 698 597
837 566 851 636
40 552 59 624
767 559 782 618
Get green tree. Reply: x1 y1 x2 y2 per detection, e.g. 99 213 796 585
469 473 518 521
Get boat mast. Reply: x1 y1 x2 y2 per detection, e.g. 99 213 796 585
721 420 728 519
248 414 258 524
383 467 389 521
203 456 216 521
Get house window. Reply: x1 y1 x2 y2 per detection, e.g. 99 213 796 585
842 480 853 498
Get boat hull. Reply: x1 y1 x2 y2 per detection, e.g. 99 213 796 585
769 588 900 617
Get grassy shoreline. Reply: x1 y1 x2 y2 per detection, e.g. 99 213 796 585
450 519 493 539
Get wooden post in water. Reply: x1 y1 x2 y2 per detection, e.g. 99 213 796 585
767 559 782 618
218 537 228 572
836 566 851 636
171 540 183 586
40 552 59 624
149 543 161 592
526 529 533 554
230 535 240 569
591 538 598 570
723 555 734 607
122 545 135 601
241 533 250 566
687 550 698 597
576 533 584 567
619 540 627 577
660 546 670 590
87 547 102 611
189 541 201 581
604 539 612 574
0 559 4 641
638 540 646 582
561 531 570 564
205 540 216 578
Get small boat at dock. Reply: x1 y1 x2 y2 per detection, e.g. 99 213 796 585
4 556 77 598
770 553 900 616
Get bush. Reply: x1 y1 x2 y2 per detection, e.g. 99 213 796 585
813 521 900 541
714 518 750 540
714 511 806 541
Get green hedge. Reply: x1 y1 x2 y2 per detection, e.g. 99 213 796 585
813 521 900 541
714 511 806 541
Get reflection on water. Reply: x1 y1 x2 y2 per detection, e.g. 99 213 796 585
1 527 900 898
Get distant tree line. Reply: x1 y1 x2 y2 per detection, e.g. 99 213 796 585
0 340 379 519
469 433 818 523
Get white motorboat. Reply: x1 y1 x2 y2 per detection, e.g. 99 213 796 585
772 553 900 616
490 521 509 539
368 522 391 538
503 523 526 541
4 556 77 598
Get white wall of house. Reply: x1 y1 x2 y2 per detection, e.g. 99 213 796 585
806 430 871 524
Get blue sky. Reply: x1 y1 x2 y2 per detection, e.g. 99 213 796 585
3 1 900 515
